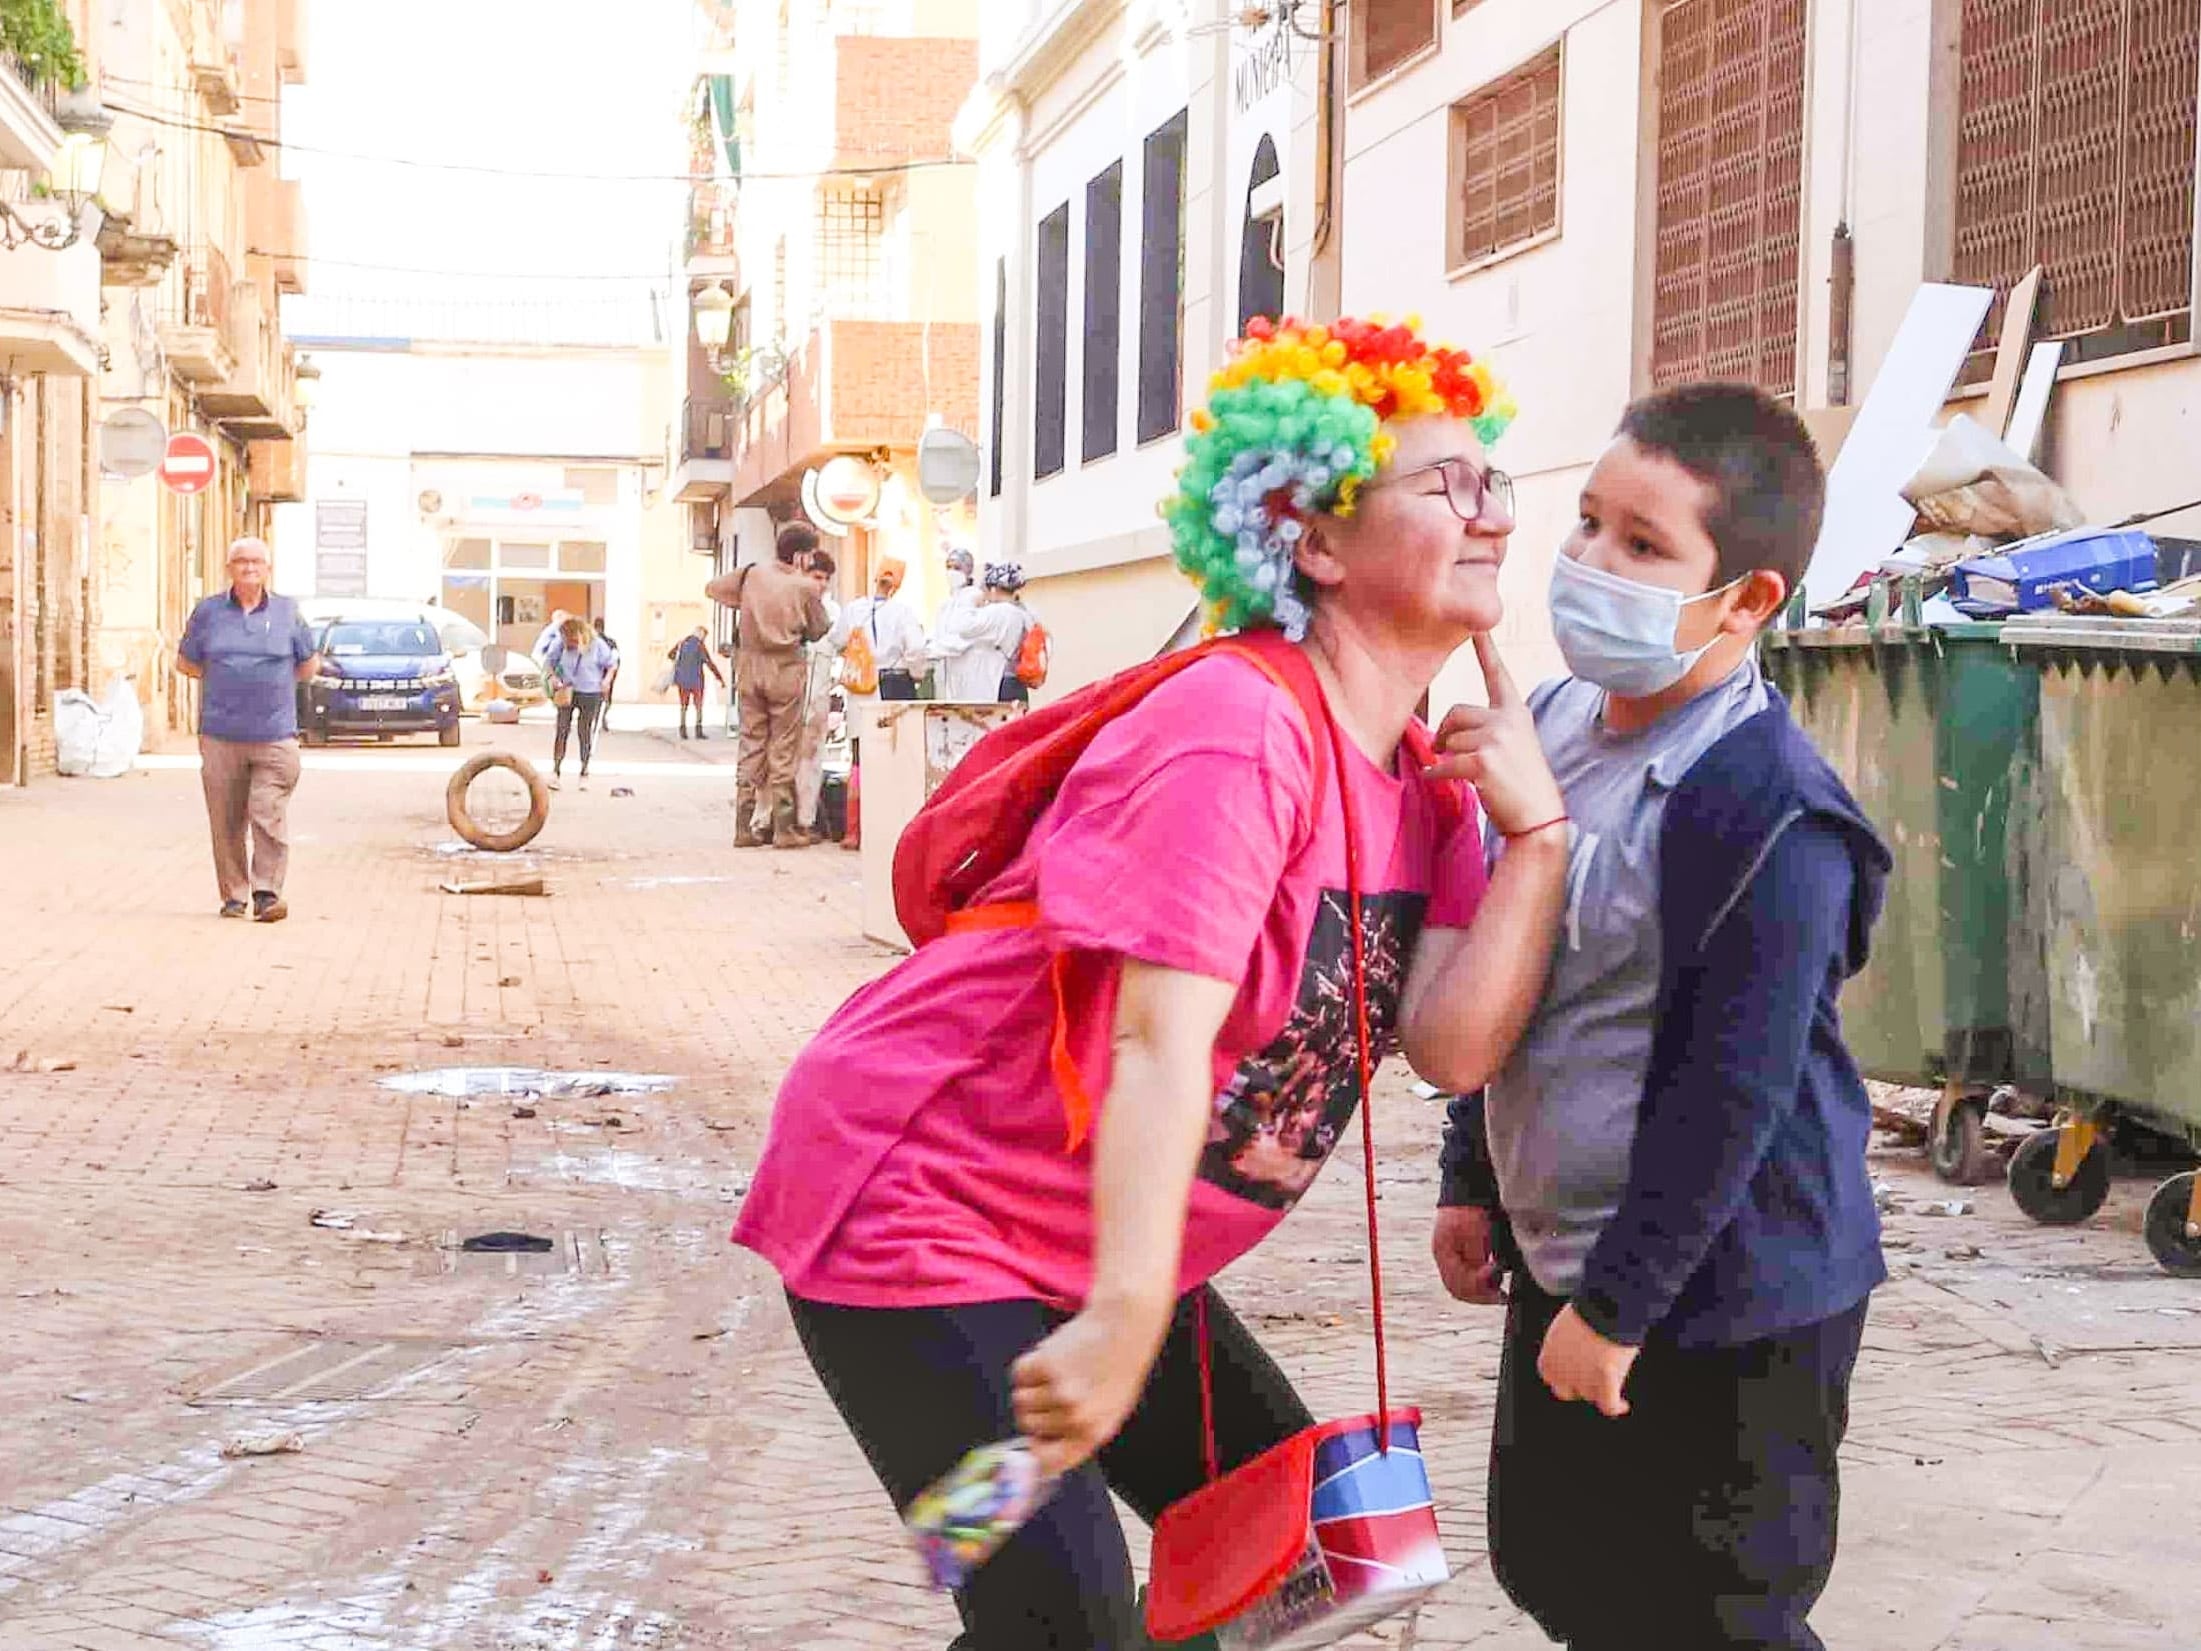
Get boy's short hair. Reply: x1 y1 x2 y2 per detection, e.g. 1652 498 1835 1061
808 549 837 578
1617 383 1825 592
776 521 821 564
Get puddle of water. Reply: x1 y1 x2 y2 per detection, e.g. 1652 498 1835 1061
379 1068 676 1101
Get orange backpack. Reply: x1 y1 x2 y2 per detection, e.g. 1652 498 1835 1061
1013 614 1051 689
841 607 881 695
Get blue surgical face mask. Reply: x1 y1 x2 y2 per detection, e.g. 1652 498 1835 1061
1549 553 1741 697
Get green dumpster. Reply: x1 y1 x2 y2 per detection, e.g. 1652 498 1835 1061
1761 584 2051 1182
2001 616 2201 1273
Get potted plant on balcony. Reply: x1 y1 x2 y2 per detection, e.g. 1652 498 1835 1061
1 0 84 92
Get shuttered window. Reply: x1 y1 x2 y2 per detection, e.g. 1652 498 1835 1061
1953 0 2199 371
1649 0 1806 397
1450 45 1562 271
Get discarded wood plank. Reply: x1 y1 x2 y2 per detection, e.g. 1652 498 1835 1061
438 876 548 897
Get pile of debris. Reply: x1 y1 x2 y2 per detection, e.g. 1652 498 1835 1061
1803 265 2200 628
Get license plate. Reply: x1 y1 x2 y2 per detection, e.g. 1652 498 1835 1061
356 695 411 711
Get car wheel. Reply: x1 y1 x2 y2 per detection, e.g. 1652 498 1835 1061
301 725 328 748
439 724 462 748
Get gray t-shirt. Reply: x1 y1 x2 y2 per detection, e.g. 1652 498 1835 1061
1485 658 1769 1295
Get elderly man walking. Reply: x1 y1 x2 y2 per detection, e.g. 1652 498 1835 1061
175 537 321 922
705 521 831 848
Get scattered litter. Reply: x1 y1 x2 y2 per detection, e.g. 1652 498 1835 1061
496 975 522 988
378 1067 676 1101
1872 1180 1899 1213
1943 1244 1984 1261
459 1231 555 1254
579 1114 627 1131
7 1051 76 1073
242 1178 277 1193
1410 1080 1446 1100
536 1569 555 1585
610 787 635 798
309 1209 357 1231
441 1034 465 1048
511 1103 538 1120
100 1004 134 1014
621 874 737 889
221 1432 305 1459
439 876 548 897
1917 1200 1975 1217
703 1120 740 1132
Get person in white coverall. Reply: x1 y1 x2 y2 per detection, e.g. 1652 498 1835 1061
932 562 1033 704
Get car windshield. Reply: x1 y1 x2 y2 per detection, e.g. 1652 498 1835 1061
324 622 440 656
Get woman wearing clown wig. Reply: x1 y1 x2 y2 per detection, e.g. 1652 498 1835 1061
732 316 1571 1646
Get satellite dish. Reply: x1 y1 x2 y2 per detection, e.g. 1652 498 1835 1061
917 425 981 505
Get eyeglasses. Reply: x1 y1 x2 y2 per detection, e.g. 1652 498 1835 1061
1382 456 1516 530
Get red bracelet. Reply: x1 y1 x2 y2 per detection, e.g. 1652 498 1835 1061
1504 815 1570 839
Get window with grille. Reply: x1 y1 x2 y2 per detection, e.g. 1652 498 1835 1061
1953 0 2198 374
1649 0 1806 397
1138 109 1189 444
1353 0 1438 88
816 187 888 320
1035 203 1070 480
1084 162 1125 463
1449 45 1562 271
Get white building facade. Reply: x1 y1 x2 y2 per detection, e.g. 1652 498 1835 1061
269 340 710 683
962 2 1330 691
1339 0 2201 700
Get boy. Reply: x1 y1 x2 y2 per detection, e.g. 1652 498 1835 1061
1427 383 1892 1649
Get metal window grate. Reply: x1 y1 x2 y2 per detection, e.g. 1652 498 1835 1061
1453 46 1562 269
816 187 888 320
1355 0 1437 87
1954 0 2198 370
1650 0 1806 398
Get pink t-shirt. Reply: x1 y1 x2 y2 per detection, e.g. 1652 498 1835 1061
732 653 1487 1309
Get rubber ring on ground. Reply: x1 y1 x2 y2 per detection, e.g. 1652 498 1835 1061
446 751 551 853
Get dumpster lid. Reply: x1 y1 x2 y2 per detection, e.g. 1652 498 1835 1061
2001 615 2201 654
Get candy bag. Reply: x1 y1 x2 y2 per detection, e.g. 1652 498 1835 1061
903 1438 1058 1591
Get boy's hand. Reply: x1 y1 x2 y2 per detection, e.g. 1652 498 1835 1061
1432 1207 1506 1305
1538 1304 1638 1418
1426 635 1565 836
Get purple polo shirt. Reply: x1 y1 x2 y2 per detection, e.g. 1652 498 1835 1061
179 589 317 743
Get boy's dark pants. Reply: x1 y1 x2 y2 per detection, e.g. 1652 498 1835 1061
1489 1276 1868 1650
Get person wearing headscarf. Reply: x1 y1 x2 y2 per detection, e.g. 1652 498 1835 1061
933 561 1034 703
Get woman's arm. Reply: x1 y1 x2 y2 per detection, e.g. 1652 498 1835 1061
1400 833 1568 1093
1401 634 1569 1092
1010 958 1235 1476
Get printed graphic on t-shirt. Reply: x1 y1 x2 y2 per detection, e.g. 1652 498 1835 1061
1200 890 1427 1211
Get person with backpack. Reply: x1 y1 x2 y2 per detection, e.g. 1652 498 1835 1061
933 562 1042 704
732 315 1571 1647
830 560 927 705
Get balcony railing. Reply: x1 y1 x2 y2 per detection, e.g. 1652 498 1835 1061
179 244 235 340
0 52 65 119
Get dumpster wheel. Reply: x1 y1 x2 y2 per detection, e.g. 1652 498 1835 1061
2143 1172 2201 1277
2008 1124 2110 1226
1929 1091 1994 1186
446 752 551 853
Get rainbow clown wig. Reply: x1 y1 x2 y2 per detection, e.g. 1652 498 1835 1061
1161 314 1517 640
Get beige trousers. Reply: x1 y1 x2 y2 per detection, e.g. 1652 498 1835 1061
737 649 809 797
199 735 302 904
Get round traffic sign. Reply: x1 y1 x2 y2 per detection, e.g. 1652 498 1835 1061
158 432 217 496
917 425 981 504
99 408 168 479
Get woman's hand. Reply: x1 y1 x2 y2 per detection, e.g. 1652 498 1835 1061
1010 1296 1170 1478
1426 634 1563 837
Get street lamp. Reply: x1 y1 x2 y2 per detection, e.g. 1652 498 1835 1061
693 282 734 366
0 93 112 250
293 355 321 411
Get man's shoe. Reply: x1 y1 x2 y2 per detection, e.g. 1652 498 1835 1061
695 730 709 740
220 900 249 919
679 726 690 740
774 829 817 850
252 892 288 924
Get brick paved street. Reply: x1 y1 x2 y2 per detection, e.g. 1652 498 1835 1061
2 715 2198 1650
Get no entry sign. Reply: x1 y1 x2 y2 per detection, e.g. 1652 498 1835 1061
158 432 217 495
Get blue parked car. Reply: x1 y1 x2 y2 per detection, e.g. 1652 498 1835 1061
301 619 463 747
